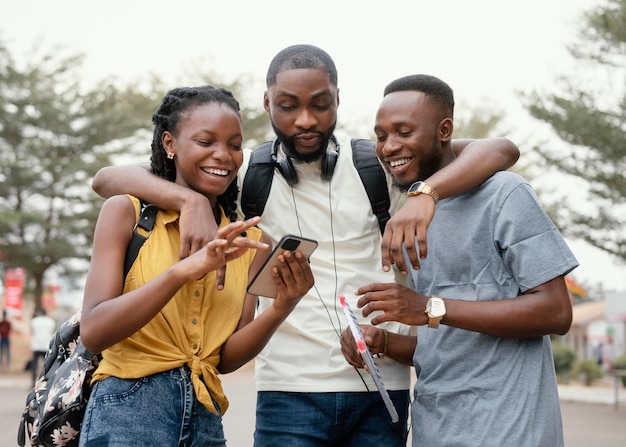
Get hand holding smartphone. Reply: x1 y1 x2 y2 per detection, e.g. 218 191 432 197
247 235 318 298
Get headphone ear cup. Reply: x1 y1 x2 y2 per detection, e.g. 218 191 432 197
321 149 338 181
271 139 299 185
277 156 299 185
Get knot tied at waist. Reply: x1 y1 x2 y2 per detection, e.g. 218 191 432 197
187 353 228 415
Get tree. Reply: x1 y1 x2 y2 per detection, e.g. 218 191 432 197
453 101 508 140
523 0 626 261
0 41 162 314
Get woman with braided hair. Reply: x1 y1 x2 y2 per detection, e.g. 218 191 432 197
79 85 314 446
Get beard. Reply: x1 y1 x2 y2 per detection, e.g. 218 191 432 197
393 135 443 192
271 120 337 163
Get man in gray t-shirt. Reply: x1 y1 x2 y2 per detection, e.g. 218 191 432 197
341 74 578 447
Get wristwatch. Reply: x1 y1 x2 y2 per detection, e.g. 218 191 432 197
407 181 439 203
425 296 446 328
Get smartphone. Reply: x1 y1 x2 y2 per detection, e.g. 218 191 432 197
247 234 318 298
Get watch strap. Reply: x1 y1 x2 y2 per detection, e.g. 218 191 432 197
427 315 443 328
408 182 439 203
426 296 446 329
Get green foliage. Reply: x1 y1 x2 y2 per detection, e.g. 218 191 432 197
522 0 626 262
453 101 509 139
0 41 162 313
612 353 626 386
552 341 577 382
572 359 604 386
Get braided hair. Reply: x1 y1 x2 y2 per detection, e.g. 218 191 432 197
150 86 242 223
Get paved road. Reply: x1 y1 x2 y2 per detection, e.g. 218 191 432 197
3 366 625 447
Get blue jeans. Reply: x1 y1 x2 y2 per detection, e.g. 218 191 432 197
254 390 410 447
0 338 9 366
80 366 225 447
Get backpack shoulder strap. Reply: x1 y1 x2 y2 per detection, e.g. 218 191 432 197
239 138 391 234
351 138 391 234
240 141 275 220
123 199 158 279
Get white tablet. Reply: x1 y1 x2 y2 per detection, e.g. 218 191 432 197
339 294 399 422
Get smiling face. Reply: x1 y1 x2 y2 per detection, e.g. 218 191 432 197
162 102 243 201
264 68 338 162
374 90 452 189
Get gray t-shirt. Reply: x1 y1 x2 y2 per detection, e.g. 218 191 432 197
410 171 578 447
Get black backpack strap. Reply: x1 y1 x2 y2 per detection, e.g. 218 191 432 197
240 138 390 234
240 141 275 220
351 138 391 234
123 200 158 279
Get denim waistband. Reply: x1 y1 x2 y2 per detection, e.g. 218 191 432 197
156 365 191 379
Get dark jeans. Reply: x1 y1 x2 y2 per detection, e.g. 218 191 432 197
0 338 9 367
254 390 410 447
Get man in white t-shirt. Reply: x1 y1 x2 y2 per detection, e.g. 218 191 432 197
30 309 56 385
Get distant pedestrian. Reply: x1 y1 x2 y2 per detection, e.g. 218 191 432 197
30 309 56 385
595 343 604 366
0 310 11 372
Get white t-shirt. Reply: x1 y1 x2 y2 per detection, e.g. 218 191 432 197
30 315 56 352
238 133 412 392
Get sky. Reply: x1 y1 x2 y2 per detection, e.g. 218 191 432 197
1 0 624 293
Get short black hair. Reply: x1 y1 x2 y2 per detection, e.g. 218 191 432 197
266 44 338 88
384 74 455 118
150 86 242 222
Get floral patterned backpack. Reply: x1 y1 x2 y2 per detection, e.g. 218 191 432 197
18 313 99 447
17 201 157 447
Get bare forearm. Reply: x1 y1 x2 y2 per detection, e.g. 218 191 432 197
359 279 571 338
383 332 416 366
92 164 204 212
81 267 188 353
218 305 292 373
442 290 571 338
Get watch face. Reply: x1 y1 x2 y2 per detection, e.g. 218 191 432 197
408 181 423 194
428 298 445 317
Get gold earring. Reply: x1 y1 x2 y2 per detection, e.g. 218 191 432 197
167 151 175 159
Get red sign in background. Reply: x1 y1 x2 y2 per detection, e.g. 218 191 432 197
4 267 26 318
